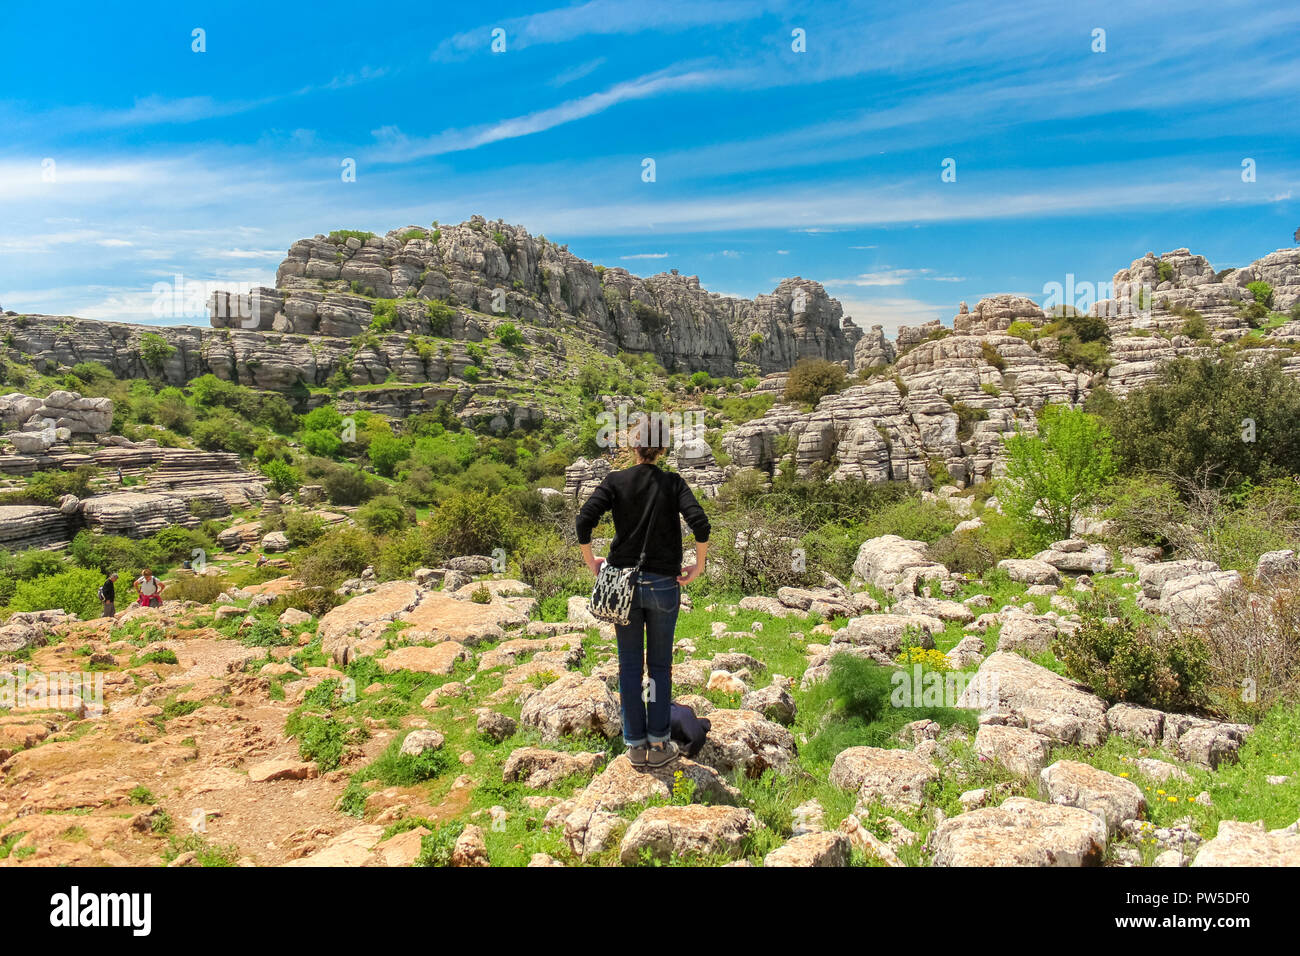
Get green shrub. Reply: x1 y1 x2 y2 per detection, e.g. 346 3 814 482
295 528 376 589
980 342 1005 371
242 617 293 647
1087 355 1300 490
165 573 230 605
495 322 523 349
415 822 466 867
1247 281 1274 308
355 495 414 534
320 464 381 506
783 358 847 406
1054 603 1209 712
8 568 104 620
284 512 327 547
423 490 518 560
860 498 959 543
327 229 375 245
139 332 176 372
260 458 300 494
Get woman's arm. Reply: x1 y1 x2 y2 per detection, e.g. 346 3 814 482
676 475 711 584
678 539 708 585
579 542 604 576
576 478 614 575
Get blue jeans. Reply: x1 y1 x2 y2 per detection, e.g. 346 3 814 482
613 571 680 747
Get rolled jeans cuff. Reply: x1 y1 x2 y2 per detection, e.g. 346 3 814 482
624 735 647 748
647 731 671 744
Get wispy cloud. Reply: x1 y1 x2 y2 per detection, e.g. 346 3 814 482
824 268 966 287
367 67 735 162
432 0 770 59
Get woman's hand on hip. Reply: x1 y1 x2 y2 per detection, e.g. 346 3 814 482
677 563 701 585
587 556 605 576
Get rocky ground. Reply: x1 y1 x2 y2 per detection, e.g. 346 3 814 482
2 526 1296 868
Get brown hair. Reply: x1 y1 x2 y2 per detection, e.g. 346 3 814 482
629 414 670 464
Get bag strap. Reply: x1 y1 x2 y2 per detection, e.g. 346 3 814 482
633 470 664 571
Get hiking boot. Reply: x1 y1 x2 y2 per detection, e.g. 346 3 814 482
645 740 680 769
627 745 649 768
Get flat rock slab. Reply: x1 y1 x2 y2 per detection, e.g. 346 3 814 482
975 724 1052 778
378 642 468 676
958 651 1108 746
931 796 1108 866
1040 759 1146 834
1192 821 1300 866
829 746 939 806
694 708 797 777
400 589 528 644
281 824 384 867
317 581 423 663
502 748 606 789
519 671 621 741
763 831 852 867
619 804 756 865
247 759 320 783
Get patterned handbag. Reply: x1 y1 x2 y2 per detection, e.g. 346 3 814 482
589 478 662 625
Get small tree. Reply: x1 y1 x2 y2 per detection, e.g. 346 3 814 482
1003 404 1116 541
139 332 176 374
783 358 847 406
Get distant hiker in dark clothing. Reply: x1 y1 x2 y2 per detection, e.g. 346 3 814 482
98 572 118 618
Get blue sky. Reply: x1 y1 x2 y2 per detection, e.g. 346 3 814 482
1 0 1297 334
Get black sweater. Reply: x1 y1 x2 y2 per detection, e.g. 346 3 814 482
576 464 711 577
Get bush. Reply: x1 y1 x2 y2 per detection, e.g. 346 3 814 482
1087 355 1300 490
273 586 342 619
67 531 163 575
164 573 230 605
1 466 96 506
783 358 847 406
1247 280 1274 308
423 490 518 560
517 529 588 603
8 568 105 620
261 459 300 494
139 332 176 372
1054 597 1209 712
355 495 414 535
495 322 523 349
415 822 466 867
927 529 997 575
284 512 327 547
860 498 959 543
1194 575 1300 722
295 528 376 589
320 465 382 506
1066 313 1110 343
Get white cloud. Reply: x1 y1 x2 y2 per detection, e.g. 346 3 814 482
824 268 965 287
836 296 953 336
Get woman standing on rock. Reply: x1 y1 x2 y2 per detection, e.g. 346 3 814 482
576 416 710 770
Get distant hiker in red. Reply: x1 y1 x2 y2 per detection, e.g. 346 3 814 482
135 568 164 607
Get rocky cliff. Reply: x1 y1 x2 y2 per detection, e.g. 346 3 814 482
211 216 861 376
